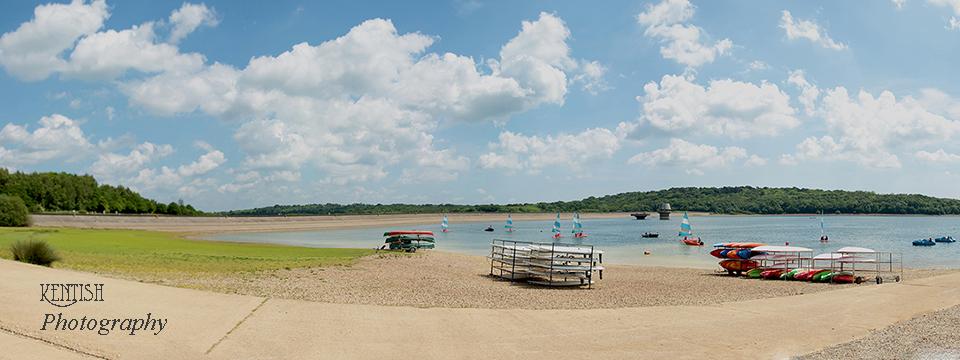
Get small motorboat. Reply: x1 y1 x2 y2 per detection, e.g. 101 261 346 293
484 225 494 232
913 238 936 246
641 232 659 238
934 236 956 243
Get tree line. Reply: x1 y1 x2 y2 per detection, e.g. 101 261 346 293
224 186 960 216
0 169 202 215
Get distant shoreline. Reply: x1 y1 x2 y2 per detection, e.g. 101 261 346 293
30 212 635 234
32 211 960 234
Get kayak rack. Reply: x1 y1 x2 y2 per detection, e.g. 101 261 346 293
489 239 603 288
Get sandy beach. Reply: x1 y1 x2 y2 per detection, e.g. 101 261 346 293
7 213 960 359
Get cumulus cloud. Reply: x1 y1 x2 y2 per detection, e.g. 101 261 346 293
788 87 960 169
916 149 960 163
168 3 218 43
0 1 212 82
620 74 799 140
926 0 960 29
788 69 820 116
0 114 97 165
627 138 751 173
120 12 602 187
0 0 109 81
637 0 733 68
88 142 175 178
176 141 226 177
779 10 848 50
478 128 620 171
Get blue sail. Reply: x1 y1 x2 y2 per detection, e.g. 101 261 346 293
505 214 514 231
572 213 583 233
441 213 449 232
553 213 561 233
679 212 692 237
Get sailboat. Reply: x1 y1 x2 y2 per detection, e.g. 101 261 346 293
552 213 564 238
819 211 828 241
572 213 587 237
505 214 516 231
679 212 701 245
441 213 451 232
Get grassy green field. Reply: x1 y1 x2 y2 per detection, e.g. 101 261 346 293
0 227 374 274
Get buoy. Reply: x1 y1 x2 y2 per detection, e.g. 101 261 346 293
785 241 790 245
644 251 651 255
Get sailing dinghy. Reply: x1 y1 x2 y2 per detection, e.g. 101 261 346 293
505 214 516 231
679 212 702 245
552 213 564 238
572 213 587 237
441 213 451 232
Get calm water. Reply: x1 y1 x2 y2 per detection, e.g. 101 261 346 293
197 215 960 269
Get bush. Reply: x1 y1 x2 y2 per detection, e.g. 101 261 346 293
0 194 32 227
10 240 60 266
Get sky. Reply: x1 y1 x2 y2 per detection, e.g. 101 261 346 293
3 0 960 212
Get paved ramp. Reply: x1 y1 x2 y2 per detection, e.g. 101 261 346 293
3 259 959 359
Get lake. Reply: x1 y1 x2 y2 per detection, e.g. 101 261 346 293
197 214 960 269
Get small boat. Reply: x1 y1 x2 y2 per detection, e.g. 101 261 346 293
935 236 956 243
484 225 494 232
441 214 451 232
913 238 936 246
552 213 564 238
505 214 516 231
678 212 699 245
819 211 828 242
572 213 587 237
641 232 659 238
383 231 435 252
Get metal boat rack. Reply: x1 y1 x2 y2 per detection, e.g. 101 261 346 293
489 239 603 288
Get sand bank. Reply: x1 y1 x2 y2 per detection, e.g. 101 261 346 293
31 212 634 233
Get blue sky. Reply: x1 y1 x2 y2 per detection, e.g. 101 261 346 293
3 0 960 212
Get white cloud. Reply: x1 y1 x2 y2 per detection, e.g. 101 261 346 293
88 142 175 178
0 0 109 81
748 61 770 70
622 74 799 140
628 138 750 169
927 0 960 29
218 171 261 193
0 114 96 165
569 60 612 95
177 141 226 177
120 13 600 187
918 88 960 119
168 3 219 43
789 87 960 169
637 0 733 68
475 188 486 195
480 128 620 170
395 168 459 185
779 11 848 50
264 170 301 182
916 149 960 163
744 155 768 166
0 1 210 82
65 22 206 81
788 69 821 116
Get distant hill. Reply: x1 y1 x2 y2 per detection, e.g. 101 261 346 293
0 169 201 215
224 186 960 216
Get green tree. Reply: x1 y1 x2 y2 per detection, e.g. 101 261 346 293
0 194 32 227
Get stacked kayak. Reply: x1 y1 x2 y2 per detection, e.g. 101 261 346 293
383 231 435 251
711 243 767 274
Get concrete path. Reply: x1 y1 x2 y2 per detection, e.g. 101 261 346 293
3 258 960 359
